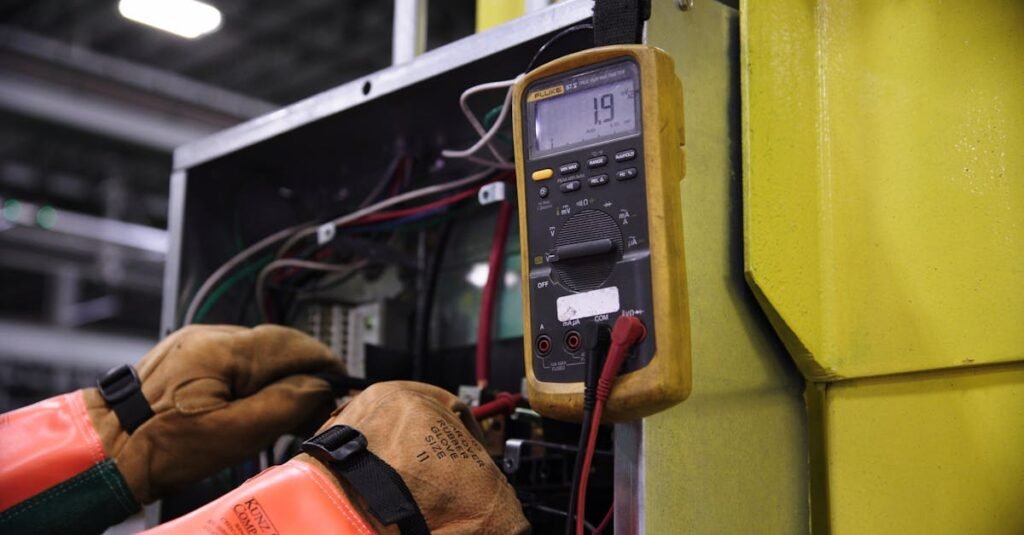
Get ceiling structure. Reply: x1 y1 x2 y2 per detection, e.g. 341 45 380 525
2 0 475 104
0 0 477 406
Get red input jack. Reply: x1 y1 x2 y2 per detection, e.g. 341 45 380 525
535 334 552 356
564 330 582 352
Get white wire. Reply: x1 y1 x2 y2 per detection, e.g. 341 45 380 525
462 155 515 170
454 77 518 163
183 168 497 326
255 259 368 322
442 74 523 162
184 76 525 325
275 165 498 260
182 224 306 325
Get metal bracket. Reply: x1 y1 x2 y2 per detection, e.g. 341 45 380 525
502 438 612 475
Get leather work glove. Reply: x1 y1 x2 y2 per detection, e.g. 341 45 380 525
0 324 344 535
142 381 530 535
86 324 344 504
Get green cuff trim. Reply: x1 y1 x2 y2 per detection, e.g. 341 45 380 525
0 459 140 535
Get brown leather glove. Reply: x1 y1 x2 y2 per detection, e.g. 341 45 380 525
296 381 531 535
84 324 343 504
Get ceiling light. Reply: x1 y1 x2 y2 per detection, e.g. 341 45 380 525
118 0 222 39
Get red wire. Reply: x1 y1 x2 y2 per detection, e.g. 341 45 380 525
471 392 523 420
575 315 646 535
352 170 513 225
354 186 481 224
476 200 514 389
593 504 613 534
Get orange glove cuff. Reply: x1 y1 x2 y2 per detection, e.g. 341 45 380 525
0 391 107 512
141 461 377 535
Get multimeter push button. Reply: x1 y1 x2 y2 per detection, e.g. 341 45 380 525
532 168 553 181
588 174 609 187
615 167 638 181
559 162 580 174
559 180 581 193
615 149 637 162
587 156 608 168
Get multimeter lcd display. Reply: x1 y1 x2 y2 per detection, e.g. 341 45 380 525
527 60 641 159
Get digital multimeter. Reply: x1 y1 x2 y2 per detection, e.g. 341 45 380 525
513 45 691 422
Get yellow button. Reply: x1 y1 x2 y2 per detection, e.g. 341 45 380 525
531 168 553 181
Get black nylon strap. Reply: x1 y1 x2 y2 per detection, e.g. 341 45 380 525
302 426 430 535
96 364 154 434
592 0 651 46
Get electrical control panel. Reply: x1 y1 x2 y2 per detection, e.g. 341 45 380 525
513 45 691 422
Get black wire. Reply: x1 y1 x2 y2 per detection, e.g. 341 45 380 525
527 503 597 533
566 323 611 535
412 218 455 382
525 23 595 73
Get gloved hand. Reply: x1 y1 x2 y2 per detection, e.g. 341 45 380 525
143 381 530 535
301 381 530 534
85 324 343 504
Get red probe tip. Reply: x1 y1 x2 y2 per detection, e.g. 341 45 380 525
610 315 645 347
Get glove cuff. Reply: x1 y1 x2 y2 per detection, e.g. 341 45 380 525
140 460 376 535
83 387 151 503
0 391 110 512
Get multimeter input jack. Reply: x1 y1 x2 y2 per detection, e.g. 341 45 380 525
564 330 583 352
535 334 552 356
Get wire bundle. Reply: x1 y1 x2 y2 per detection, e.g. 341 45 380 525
567 315 646 535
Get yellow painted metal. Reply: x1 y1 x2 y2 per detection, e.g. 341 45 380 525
643 3 811 532
742 1 1024 533
742 0 1024 381
475 0 524 32
814 363 1024 534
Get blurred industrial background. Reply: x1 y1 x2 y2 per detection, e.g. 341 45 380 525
0 1 476 411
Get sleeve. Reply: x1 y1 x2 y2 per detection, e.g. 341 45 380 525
140 460 377 535
0 391 140 534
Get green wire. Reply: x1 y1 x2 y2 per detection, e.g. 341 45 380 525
192 199 479 324
193 254 272 324
479 103 512 143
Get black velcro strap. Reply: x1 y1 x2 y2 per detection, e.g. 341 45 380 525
96 364 154 434
302 426 429 535
592 0 651 46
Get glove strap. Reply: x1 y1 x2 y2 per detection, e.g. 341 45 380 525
96 364 154 434
302 425 430 535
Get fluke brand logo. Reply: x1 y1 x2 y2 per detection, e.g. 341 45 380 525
233 498 280 535
528 85 565 102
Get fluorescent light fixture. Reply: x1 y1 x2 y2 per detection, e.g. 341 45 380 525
118 0 222 39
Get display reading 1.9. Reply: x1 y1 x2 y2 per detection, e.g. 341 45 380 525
527 60 640 159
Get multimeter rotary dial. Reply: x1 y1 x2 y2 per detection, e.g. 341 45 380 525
548 210 623 292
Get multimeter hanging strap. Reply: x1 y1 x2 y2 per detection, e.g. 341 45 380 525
592 0 651 46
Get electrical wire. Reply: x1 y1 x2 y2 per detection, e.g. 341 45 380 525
451 77 517 163
358 152 407 209
413 218 454 382
527 504 597 533
475 200 514 389
593 505 613 535
575 315 646 535
442 75 523 163
275 167 500 261
471 392 522 420
192 254 272 324
566 324 610 534
355 187 480 224
255 259 368 323
183 223 307 325
525 23 595 73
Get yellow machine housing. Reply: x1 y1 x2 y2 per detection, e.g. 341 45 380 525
513 45 691 422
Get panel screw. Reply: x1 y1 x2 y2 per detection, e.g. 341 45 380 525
676 0 693 10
